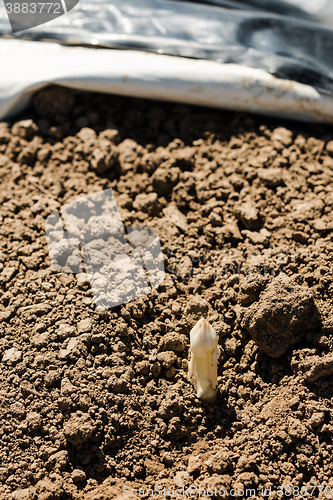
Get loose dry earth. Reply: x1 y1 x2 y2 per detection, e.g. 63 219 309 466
1 87 333 499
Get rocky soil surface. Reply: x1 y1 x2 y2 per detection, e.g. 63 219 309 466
1 86 333 499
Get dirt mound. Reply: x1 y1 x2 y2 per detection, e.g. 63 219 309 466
241 274 317 357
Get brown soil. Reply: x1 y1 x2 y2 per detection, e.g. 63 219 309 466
1 86 333 500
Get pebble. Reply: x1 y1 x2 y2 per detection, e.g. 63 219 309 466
150 361 162 377
61 377 76 396
59 338 79 359
77 318 92 333
157 351 177 369
57 324 75 340
71 469 86 483
32 333 49 348
160 332 188 352
2 348 22 364
76 273 90 289
0 267 17 284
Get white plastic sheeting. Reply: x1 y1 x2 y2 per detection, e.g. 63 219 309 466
3 0 333 95
1 38 333 122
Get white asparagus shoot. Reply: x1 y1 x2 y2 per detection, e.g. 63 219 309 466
188 317 220 404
